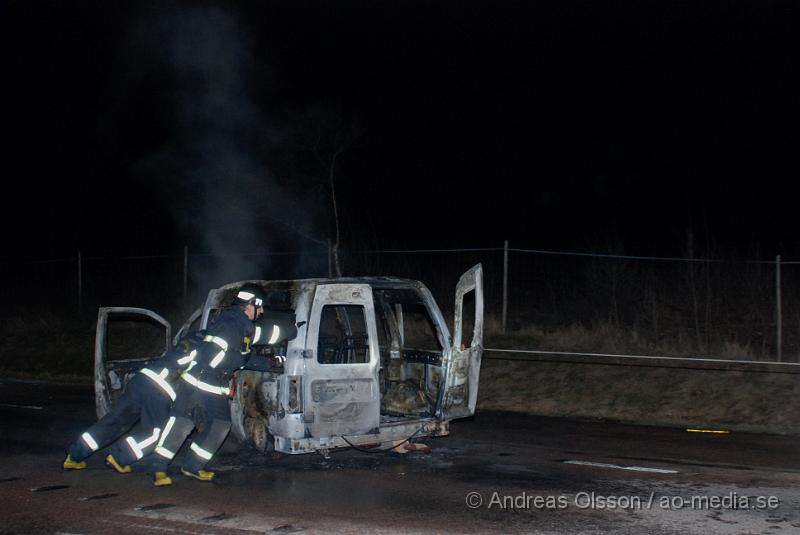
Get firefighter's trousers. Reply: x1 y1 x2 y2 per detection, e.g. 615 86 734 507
67 373 172 464
153 385 231 473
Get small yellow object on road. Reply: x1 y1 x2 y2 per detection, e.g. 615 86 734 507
686 428 730 434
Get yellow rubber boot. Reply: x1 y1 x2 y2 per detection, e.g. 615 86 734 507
181 468 214 481
153 471 172 486
105 454 131 474
63 455 86 470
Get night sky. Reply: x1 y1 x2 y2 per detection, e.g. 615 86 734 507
4 0 800 261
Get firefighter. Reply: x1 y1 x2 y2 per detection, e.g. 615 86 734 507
150 283 285 486
63 331 203 473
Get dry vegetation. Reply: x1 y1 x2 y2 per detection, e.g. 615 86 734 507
486 317 760 361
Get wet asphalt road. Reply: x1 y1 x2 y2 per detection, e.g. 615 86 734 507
0 379 799 534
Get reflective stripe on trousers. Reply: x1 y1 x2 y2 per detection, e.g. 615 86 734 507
81 432 99 451
155 416 177 459
124 427 161 460
139 367 177 401
190 442 213 460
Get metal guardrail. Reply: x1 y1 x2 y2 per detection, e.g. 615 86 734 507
484 348 800 374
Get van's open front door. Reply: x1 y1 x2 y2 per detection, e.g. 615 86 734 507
94 307 171 419
439 264 484 419
304 284 380 439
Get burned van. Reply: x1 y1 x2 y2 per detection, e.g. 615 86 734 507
94 265 483 454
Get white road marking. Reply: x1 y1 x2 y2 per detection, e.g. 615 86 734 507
564 460 679 474
100 519 204 534
126 505 437 533
127 506 299 532
0 403 43 410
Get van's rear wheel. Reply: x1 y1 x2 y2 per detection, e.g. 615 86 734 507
244 416 272 453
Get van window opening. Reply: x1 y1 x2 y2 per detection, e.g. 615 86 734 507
317 305 370 364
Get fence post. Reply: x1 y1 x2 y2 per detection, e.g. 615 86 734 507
776 254 782 362
502 240 509 333
327 239 333 278
183 245 188 302
77 251 82 312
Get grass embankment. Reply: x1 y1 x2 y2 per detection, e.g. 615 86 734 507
0 315 95 382
478 359 800 435
482 320 800 435
0 311 174 383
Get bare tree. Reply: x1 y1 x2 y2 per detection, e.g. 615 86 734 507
302 104 365 277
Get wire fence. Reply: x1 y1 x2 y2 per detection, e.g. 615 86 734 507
1 243 797 361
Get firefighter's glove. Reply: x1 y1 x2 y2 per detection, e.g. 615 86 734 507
271 355 287 368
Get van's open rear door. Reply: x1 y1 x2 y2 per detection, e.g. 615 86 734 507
94 307 171 418
438 264 484 419
304 284 381 439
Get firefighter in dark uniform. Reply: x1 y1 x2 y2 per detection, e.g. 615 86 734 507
63 331 203 472
150 283 285 486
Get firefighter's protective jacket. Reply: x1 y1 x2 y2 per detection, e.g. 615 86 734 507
138 330 204 400
180 307 279 396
